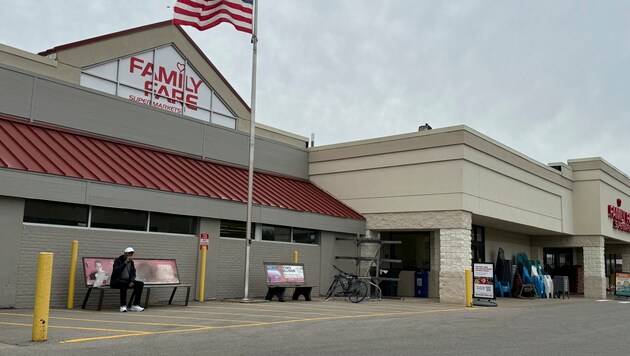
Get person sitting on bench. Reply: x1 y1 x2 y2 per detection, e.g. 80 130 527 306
110 247 145 312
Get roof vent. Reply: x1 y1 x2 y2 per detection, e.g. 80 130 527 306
418 123 432 131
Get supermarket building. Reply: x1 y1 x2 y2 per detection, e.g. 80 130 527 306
1 21 629 308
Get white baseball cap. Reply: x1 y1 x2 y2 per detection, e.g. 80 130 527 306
124 247 135 253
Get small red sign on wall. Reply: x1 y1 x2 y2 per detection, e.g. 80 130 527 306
200 233 209 250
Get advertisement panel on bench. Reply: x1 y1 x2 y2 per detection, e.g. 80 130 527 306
264 263 305 286
83 257 180 287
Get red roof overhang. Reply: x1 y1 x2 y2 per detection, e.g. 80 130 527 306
0 116 364 221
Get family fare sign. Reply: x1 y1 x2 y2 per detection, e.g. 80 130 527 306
119 46 211 114
128 57 201 113
608 199 630 233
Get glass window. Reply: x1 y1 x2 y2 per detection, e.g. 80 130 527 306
91 207 147 231
220 220 251 239
149 212 196 234
23 200 88 227
262 224 291 242
293 228 318 244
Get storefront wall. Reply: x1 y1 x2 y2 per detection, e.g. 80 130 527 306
216 238 321 299
484 228 531 265
16 223 198 309
0 196 23 308
0 30 367 308
310 127 581 303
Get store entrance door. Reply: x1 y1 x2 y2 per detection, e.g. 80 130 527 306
543 247 573 275
380 231 430 297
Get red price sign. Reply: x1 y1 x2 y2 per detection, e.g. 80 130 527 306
200 233 209 251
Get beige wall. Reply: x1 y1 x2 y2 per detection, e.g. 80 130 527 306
310 126 572 235
570 158 630 243
485 227 531 263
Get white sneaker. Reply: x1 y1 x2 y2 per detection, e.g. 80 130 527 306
119 306 127 312
130 305 144 312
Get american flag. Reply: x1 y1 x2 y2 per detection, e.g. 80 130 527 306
172 0 254 34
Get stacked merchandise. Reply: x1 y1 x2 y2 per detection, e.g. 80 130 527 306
554 265 584 295
495 248 513 284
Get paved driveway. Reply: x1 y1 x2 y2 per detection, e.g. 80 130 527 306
1 296 628 355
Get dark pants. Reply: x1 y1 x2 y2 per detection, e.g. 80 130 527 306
111 280 144 306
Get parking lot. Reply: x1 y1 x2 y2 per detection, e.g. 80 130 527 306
0 298 464 345
1 296 629 355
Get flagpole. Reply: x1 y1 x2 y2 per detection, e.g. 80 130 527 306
243 0 259 301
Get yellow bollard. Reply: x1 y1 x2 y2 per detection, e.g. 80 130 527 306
465 269 473 307
291 251 299 295
32 252 53 342
67 240 78 309
198 248 207 302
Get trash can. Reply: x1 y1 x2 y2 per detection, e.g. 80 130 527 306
415 269 429 298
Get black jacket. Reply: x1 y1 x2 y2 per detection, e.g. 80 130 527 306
110 255 136 287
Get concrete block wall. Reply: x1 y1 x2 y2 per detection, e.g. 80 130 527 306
216 238 320 299
438 228 472 304
18 224 198 309
583 245 606 299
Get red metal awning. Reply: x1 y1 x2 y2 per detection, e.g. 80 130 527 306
0 117 364 220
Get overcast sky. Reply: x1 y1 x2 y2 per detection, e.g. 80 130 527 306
2 1 630 174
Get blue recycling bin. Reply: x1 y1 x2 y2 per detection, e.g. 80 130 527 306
415 269 429 298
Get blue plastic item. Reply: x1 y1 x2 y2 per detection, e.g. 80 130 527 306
414 270 429 298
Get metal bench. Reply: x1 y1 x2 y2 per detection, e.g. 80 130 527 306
263 262 314 302
81 257 191 310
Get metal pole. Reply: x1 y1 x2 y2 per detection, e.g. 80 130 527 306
243 0 259 301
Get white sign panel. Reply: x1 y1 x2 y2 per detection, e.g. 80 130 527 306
473 263 495 299
80 45 235 127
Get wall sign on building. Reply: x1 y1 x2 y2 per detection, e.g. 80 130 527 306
608 199 630 233
80 45 237 128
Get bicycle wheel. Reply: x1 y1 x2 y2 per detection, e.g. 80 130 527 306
325 278 340 300
349 279 368 303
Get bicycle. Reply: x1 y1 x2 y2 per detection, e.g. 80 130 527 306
325 265 369 303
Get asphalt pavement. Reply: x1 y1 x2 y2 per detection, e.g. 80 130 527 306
1 295 628 355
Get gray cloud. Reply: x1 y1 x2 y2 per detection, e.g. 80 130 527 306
2 0 629 174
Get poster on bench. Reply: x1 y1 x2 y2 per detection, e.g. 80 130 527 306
83 258 180 286
264 263 305 286
84 258 114 287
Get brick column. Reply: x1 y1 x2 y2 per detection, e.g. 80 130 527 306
583 239 606 299
438 228 471 304
624 254 630 273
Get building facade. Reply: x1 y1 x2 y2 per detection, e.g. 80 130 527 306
1 22 629 307
0 22 365 308
310 127 630 303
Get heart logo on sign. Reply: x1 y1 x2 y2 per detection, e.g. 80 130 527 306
177 62 185 73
